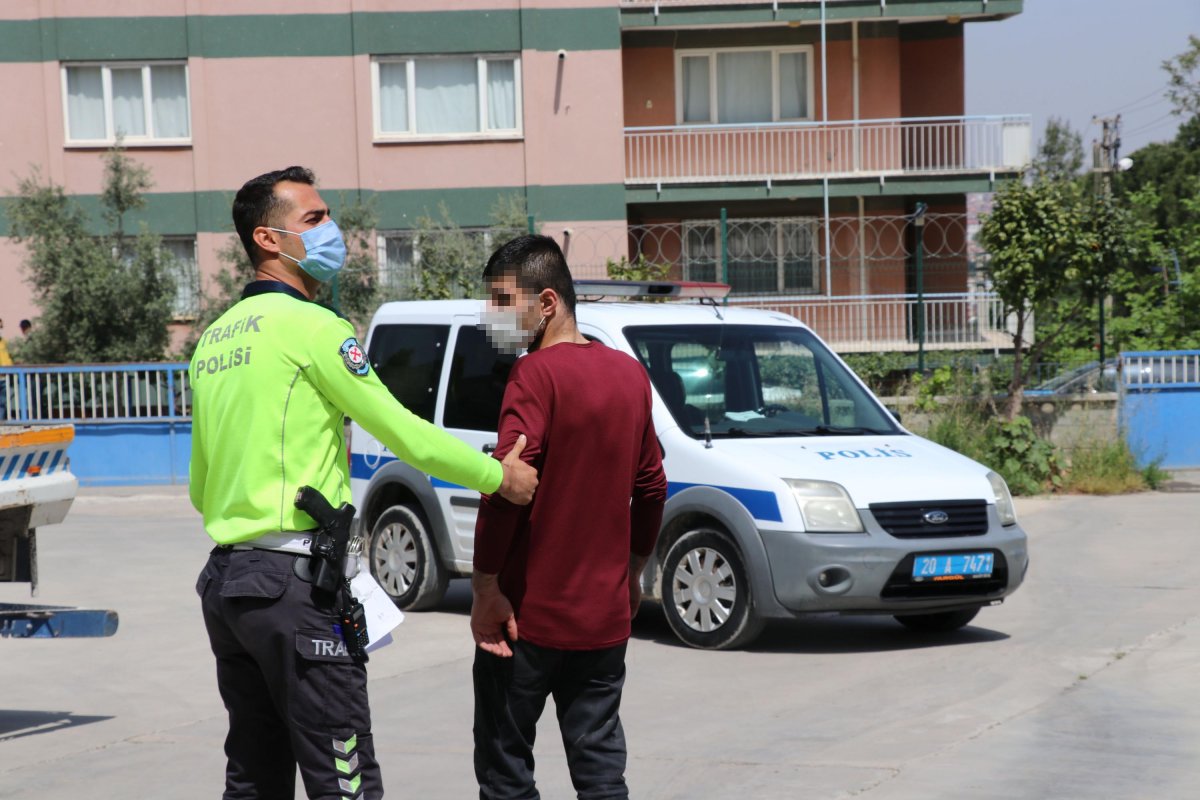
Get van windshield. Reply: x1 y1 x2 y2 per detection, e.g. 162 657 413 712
623 324 901 439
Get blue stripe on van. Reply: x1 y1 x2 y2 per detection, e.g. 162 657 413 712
351 452 782 523
666 482 783 523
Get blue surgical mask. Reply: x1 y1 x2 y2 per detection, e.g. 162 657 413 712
269 219 348 283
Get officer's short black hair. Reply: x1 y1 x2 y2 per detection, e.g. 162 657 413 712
232 166 316 265
483 235 576 317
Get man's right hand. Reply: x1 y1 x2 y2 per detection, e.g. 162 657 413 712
497 433 537 505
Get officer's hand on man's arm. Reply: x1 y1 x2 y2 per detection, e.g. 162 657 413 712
471 572 518 658
496 434 537 505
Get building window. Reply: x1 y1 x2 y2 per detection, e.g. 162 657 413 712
683 218 820 295
372 55 521 139
161 237 200 319
62 62 190 145
676 47 813 125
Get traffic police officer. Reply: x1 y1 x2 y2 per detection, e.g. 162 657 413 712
190 166 538 800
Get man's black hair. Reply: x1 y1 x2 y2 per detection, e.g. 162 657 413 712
232 166 315 264
19 320 31 332
483 235 576 316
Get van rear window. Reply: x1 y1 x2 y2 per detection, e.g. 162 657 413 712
367 324 450 423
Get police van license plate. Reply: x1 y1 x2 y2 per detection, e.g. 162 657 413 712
912 553 994 582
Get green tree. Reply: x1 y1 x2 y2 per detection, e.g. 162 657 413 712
1034 117 1085 181
1163 34 1200 117
7 145 176 363
979 177 1100 418
406 194 528 301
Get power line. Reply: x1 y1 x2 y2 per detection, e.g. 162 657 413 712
1095 82 1170 116
1114 95 1170 117
1124 111 1179 137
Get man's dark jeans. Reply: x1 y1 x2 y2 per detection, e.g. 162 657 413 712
473 640 629 800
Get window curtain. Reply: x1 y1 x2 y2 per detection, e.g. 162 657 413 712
779 52 809 119
150 65 190 138
378 62 409 133
681 56 711 123
684 225 718 283
66 67 105 140
414 58 478 134
716 51 771 124
111 68 146 137
384 235 417 295
161 239 199 316
486 60 516 130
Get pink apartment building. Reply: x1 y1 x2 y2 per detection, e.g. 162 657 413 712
0 0 1029 354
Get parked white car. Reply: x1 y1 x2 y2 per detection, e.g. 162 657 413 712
349 282 1029 649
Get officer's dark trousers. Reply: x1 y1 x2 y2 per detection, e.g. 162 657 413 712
473 640 629 800
197 547 383 800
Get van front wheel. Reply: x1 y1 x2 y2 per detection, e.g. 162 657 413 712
661 529 764 650
369 504 447 611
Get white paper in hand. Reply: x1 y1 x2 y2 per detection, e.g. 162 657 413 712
350 566 405 653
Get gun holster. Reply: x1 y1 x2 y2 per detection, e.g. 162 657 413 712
293 486 369 658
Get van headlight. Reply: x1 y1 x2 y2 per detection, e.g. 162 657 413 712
987 471 1017 526
785 479 864 533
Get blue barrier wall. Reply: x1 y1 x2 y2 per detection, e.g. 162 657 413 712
3 363 193 486
1120 351 1200 470
71 423 192 486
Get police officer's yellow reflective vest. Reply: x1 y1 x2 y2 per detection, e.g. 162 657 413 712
189 281 502 545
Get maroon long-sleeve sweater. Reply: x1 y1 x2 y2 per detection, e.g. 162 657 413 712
474 340 667 650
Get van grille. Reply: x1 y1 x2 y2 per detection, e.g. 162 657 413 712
869 500 988 539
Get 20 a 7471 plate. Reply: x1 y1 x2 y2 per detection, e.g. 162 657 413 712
912 553 994 582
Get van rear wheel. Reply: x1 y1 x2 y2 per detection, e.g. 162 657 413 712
369 504 447 611
661 529 764 650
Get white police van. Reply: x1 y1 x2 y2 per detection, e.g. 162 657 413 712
349 282 1028 650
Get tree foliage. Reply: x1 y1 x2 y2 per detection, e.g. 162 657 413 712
978 177 1102 417
405 195 529 301
1163 34 1200 118
6 145 176 363
1034 117 1085 181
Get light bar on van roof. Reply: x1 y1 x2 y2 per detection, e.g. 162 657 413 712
573 280 732 301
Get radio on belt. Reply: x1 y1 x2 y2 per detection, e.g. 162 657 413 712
294 485 369 657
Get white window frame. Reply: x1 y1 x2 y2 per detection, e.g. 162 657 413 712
682 217 821 295
674 46 815 126
370 54 523 143
60 61 192 147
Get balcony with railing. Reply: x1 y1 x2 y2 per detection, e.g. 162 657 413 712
727 292 1020 354
619 0 1022 22
624 115 1032 187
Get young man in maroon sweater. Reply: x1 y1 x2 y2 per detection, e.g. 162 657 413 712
471 235 668 800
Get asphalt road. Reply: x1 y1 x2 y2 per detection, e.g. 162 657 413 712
1 487 1197 799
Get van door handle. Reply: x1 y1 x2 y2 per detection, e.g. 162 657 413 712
482 443 497 454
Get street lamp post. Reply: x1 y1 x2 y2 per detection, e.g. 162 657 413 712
913 202 927 372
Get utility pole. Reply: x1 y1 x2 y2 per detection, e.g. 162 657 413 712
1090 115 1121 367
913 201 927 372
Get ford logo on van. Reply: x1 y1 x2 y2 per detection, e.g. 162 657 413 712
923 510 950 525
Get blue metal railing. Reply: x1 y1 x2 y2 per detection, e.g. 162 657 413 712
1122 350 1200 389
0 363 190 424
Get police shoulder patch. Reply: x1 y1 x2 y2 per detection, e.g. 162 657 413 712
339 337 369 376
